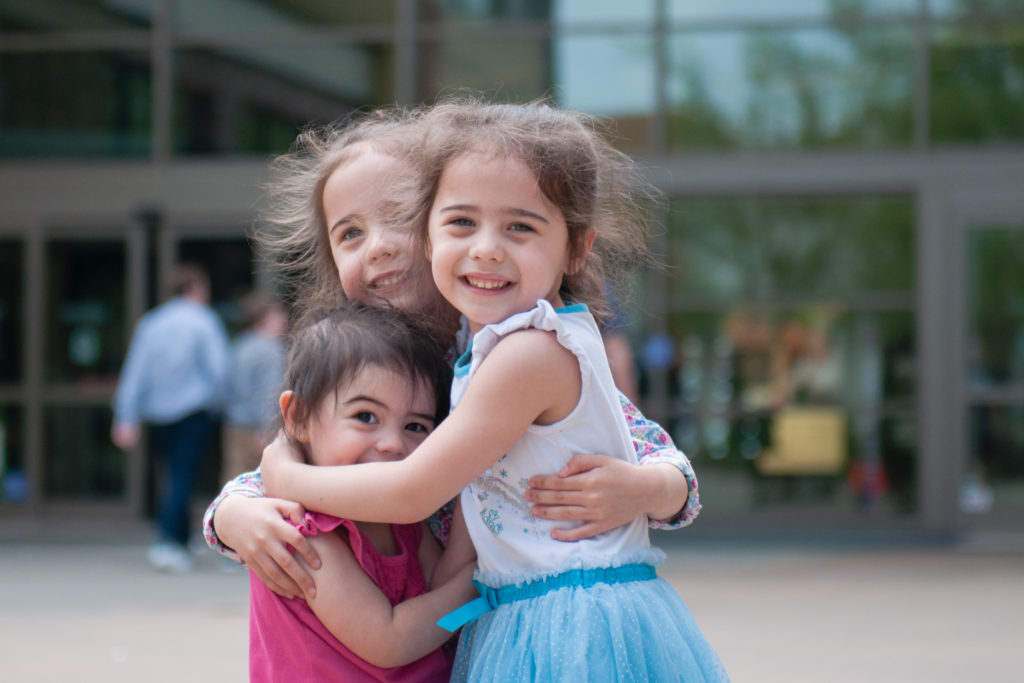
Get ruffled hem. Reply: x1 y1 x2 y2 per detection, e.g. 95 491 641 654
452 573 729 682
475 547 666 588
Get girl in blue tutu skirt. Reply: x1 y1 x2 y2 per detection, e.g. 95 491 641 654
263 98 729 682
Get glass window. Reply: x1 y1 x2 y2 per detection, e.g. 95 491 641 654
0 50 151 158
417 36 552 103
667 27 914 150
930 23 1024 144
173 0 396 32
668 0 918 22
423 0 552 22
667 197 914 302
0 0 151 32
554 33 656 153
555 0 652 24
45 240 128 386
0 405 25 503
173 42 393 155
44 404 125 500
648 196 916 520
966 226 1024 390
0 240 24 384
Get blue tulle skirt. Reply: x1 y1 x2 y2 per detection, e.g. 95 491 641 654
450 561 729 682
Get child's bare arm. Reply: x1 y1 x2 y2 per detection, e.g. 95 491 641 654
305 531 477 668
427 500 476 589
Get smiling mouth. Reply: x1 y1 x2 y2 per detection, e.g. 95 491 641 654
369 272 407 290
463 275 512 291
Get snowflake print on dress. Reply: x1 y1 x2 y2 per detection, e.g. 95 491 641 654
480 508 503 536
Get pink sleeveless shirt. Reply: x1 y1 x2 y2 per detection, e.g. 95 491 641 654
249 512 452 682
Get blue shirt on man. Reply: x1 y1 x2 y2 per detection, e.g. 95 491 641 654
114 297 230 426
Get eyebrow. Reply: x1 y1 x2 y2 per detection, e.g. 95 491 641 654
438 203 550 224
328 214 360 235
343 395 385 408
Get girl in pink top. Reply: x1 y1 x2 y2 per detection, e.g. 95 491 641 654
249 303 476 682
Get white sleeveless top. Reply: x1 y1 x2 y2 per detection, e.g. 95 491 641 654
453 300 656 585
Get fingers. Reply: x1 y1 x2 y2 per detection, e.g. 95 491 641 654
525 488 581 506
250 560 304 600
274 499 309 526
557 453 606 477
550 521 612 542
289 534 322 573
529 502 588 521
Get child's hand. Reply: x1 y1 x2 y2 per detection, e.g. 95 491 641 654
526 454 684 541
216 494 321 600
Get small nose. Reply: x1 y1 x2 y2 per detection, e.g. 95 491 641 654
469 228 503 262
375 428 407 459
367 231 397 264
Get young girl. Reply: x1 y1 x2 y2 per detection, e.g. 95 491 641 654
250 302 478 681
261 100 728 681
203 110 702 602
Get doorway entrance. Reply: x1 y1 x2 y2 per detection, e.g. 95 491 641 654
955 201 1024 529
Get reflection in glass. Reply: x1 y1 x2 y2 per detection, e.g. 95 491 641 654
930 23 1024 144
174 43 392 155
417 37 551 104
964 406 1024 518
0 51 151 158
45 241 127 385
962 225 1024 520
554 33 655 152
0 241 24 384
668 197 914 301
667 27 913 149
44 404 125 500
652 196 916 518
966 227 1024 388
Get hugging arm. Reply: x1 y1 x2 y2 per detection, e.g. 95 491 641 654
524 393 701 541
203 461 321 600
262 330 578 526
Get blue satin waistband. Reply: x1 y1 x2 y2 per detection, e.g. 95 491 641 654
437 563 657 633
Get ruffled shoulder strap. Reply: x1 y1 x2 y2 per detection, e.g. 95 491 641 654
456 299 597 379
293 512 369 560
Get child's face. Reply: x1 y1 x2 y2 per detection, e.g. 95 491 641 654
323 147 436 313
297 365 437 468
426 151 579 333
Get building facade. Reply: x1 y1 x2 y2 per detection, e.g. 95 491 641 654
1 0 1023 535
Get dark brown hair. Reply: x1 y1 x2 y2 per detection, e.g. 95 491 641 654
281 303 452 459
166 263 209 298
414 98 658 324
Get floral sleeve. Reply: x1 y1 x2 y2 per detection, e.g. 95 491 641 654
202 468 265 561
619 393 701 529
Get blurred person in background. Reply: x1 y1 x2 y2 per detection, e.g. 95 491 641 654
222 291 288 485
112 263 230 572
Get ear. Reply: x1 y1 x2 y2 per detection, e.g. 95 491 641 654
424 236 433 262
279 390 310 444
565 228 597 275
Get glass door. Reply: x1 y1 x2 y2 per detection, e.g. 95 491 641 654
958 207 1024 529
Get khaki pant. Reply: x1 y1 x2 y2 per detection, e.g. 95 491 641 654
221 426 269 484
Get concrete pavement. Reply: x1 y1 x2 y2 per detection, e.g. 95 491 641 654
1 520 1022 682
